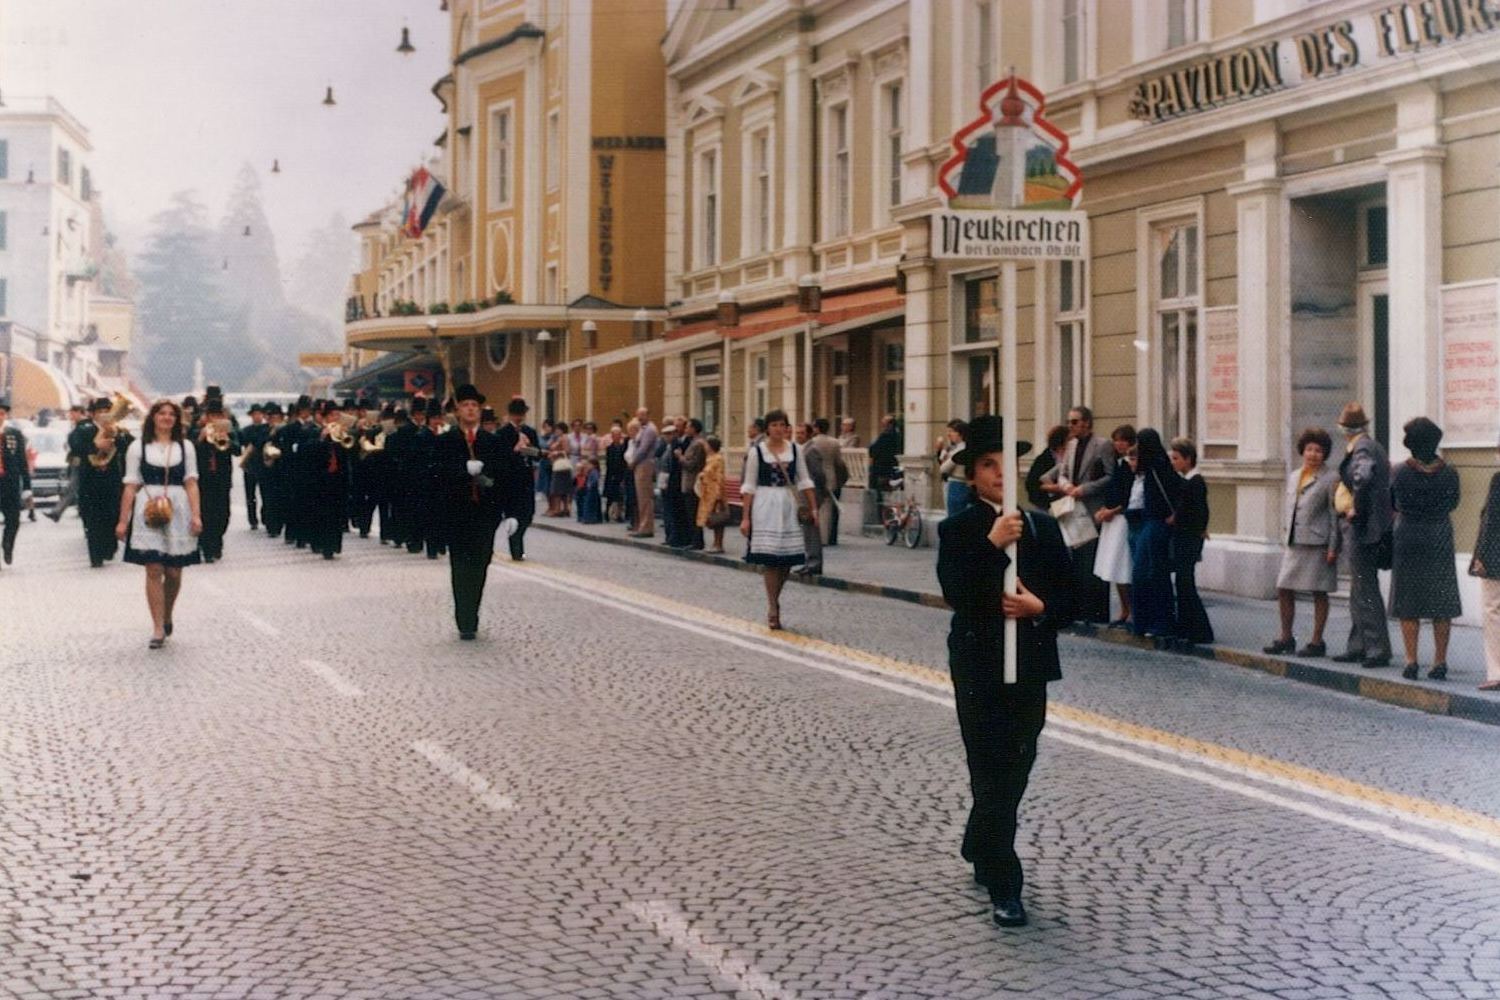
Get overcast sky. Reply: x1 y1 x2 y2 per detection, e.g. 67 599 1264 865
2 0 452 264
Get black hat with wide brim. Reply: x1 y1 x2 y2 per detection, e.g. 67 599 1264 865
454 384 486 405
957 414 1031 468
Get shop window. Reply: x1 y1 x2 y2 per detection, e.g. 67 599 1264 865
962 275 999 344
57 148 71 187
830 348 849 421
1154 221 1201 440
81 167 92 201
545 110 560 192
968 353 995 418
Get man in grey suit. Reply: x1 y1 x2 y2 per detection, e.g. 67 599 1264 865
807 418 848 547
1038 405 1114 623
1331 402 1393 667
679 419 708 550
629 407 659 538
793 422 826 575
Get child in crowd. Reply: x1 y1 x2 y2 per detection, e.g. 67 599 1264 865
575 459 603 524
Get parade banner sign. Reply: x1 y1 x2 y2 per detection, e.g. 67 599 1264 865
298 353 344 369
932 75 1087 260
1440 280 1500 448
1203 307 1239 445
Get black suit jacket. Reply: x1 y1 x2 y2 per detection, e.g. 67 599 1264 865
434 427 503 532
937 503 1074 686
494 422 540 503
1173 473 1209 563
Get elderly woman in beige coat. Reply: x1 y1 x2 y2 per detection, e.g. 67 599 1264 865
695 436 728 553
1264 427 1342 658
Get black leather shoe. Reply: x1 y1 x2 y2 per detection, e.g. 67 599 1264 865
1361 655 1391 669
1401 663 1420 680
459 631 476 641
1428 663 1447 681
1331 651 1365 663
990 896 1027 928
1296 642 1326 658
1263 638 1295 655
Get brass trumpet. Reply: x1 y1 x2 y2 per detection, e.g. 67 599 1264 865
262 441 283 466
327 412 357 448
88 394 135 470
206 418 233 452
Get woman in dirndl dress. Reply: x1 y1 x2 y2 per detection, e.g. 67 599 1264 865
115 399 203 649
740 409 816 630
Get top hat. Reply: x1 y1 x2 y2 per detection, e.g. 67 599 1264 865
425 398 444 419
249 402 264 414
205 385 222 398
204 397 226 415
89 397 112 412
454 384 485 405
507 396 529 416
958 415 1031 467
480 407 497 423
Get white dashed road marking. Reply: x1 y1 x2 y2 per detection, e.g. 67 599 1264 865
411 739 515 813
300 658 364 699
625 900 802 1000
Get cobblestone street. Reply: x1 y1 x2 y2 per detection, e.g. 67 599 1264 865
3 511 1500 999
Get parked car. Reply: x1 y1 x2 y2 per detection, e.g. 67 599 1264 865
23 423 72 508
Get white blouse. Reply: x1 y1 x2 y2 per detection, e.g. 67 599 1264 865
123 440 199 486
740 441 814 495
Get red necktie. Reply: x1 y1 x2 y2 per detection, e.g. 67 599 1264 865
327 444 338 474
468 430 478 503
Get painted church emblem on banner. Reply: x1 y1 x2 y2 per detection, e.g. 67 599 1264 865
938 74 1083 211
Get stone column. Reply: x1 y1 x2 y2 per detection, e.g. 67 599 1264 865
781 42 815 280
900 246 943 509
1379 146 1445 459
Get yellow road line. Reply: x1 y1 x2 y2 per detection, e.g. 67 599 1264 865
512 560 1500 843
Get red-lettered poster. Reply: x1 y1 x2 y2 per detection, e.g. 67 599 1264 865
1441 281 1500 447
1203 307 1239 445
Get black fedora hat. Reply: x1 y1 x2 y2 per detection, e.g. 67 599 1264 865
958 415 1031 468
454 384 486 405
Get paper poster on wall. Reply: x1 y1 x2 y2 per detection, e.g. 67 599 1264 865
1441 281 1500 448
1203 306 1239 445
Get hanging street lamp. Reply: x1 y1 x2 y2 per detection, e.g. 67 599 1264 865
397 26 416 55
322 85 337 107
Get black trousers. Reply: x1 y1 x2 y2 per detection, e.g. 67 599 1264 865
80 491 119 565
950 674 1048 899
0 490 19 559
1173 551 1214 644
505 491 535 560
1071 537 1112 623
448 523 495 633
200 479 232 560
243 470 261 527
262 478 286 537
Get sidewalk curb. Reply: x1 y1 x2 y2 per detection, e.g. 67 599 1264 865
531 520 1500 728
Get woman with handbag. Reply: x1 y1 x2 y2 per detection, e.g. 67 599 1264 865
740 410 816 629
696 436 729 553
546 433 574 517
115 399 203 649
1388 416 1462 680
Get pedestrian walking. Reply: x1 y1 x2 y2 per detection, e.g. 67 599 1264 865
495 396 540 561
0 399 31 569
1168 437 1213 647
116 399 202 649
1130 428 1181 641
740 409 816 630
1388 417 1462 680
1038 406 1115 624
1471 432 1500 692
696 436 728 553
935 414 1073 928
1331 403 1394 668
793 422 825 576
868 414 902 505
937 419 971 517
807 419 847 546
193 396 239 563
629 408 659 538
46 404 88 522
1264 428 1341 657
78 397 133 568
434 385 504 640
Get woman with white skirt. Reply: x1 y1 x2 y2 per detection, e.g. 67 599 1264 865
116 399 203 649
740 409 816 630
1092 448 1137 627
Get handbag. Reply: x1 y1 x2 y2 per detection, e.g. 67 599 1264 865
770 445 814 526
551 456 574 474
1049 494 1097 548
706 499 734 528
142 443 174 529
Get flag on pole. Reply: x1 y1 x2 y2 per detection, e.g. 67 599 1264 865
402 166 446 239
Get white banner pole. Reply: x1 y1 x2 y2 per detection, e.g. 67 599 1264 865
1001 260 1019 685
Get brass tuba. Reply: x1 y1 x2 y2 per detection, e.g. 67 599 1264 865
88 394 135 470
